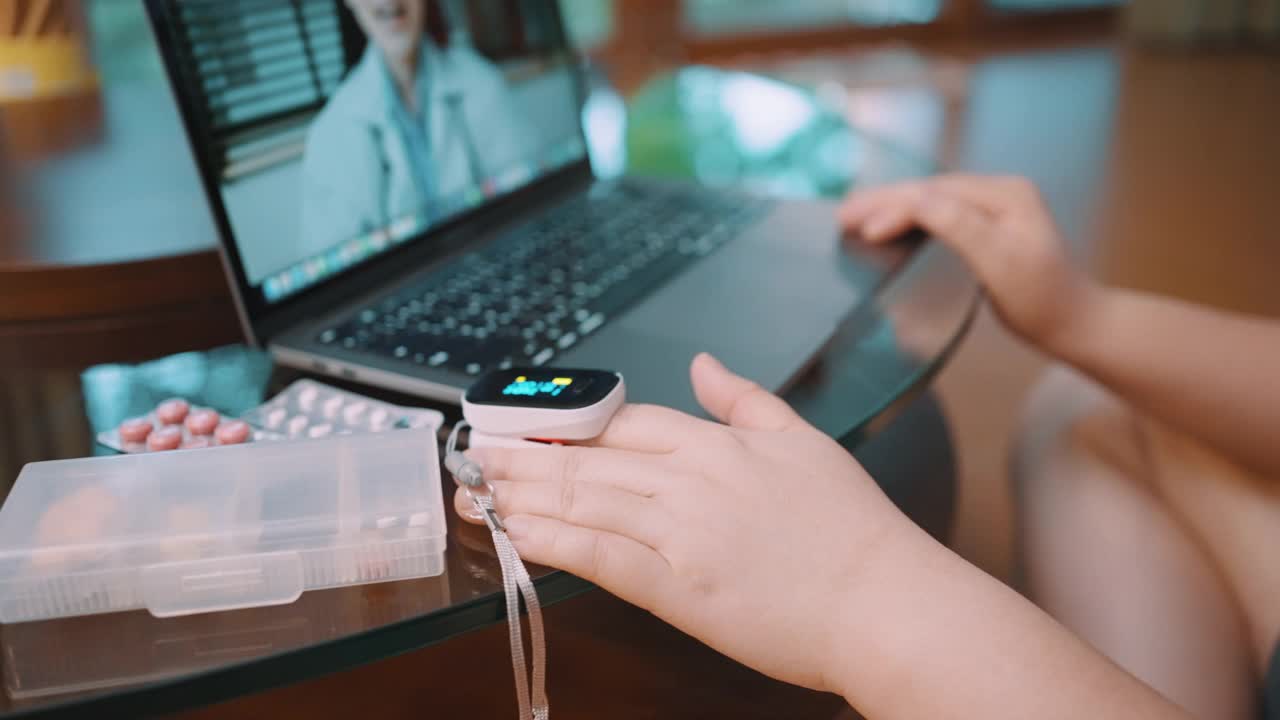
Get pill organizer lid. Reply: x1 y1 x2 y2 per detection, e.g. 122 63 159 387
0 430 446 621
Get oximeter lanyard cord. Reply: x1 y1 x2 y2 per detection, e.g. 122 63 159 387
447 422 549 720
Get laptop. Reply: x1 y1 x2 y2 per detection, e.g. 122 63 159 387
145 0 910 413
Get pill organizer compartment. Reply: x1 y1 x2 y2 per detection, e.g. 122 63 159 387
0 430 446 623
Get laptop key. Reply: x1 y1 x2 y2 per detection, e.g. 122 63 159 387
577 313 605 336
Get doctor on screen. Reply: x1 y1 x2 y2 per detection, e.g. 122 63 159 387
301 0 537 251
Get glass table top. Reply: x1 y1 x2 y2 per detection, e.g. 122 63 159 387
0 63 978 717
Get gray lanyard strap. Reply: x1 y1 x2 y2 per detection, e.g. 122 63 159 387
446 423 549 720
475 493 549 720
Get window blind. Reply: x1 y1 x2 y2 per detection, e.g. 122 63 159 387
160 0 346 180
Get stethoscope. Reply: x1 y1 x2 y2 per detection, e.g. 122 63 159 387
443 90 486 190
368 56 486 231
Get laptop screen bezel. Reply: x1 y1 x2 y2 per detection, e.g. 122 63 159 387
143 0 597 346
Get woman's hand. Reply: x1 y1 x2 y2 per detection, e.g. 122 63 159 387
840 174 1102 354
453 354 1193 719
456 353 916 695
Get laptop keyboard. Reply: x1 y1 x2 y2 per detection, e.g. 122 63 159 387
318 182 772 376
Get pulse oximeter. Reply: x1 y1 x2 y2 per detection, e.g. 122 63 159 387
448 369 612 720
461 367 625 441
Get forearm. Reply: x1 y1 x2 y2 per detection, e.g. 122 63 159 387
831 524 1189 720
1050 286 1280 477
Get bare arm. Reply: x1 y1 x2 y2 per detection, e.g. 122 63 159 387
832 519 1189 719
842 174 1280 476
1055 288 1280 477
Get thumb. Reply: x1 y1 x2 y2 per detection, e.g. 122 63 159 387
690 353 804 432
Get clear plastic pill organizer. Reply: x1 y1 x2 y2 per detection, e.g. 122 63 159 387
0 429 447 623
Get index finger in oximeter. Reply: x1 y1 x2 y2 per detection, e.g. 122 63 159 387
462 368 625 441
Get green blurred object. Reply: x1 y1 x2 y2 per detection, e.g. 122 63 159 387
617 66 931 199
684 0 944 34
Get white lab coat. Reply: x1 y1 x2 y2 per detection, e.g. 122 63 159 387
300 41 535 254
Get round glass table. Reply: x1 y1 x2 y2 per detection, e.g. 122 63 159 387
0 67 979 718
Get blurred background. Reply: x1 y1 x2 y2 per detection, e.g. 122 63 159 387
1 0 1278 581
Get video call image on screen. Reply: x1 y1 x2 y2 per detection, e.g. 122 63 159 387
177 0 586 302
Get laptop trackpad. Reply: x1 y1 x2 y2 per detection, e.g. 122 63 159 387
617 239 859 395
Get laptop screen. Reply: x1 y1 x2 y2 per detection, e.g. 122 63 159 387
155 0 586 306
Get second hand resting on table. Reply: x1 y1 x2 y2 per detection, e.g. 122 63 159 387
452 177 1198 719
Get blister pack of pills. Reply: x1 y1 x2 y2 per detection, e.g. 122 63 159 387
96 379 444 453
240 379 444 440
96 399 268 453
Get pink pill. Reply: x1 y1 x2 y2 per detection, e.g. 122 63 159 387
181 436 212 450
215 420 252 445
147 426 183 452
185 409 221 436
118 418 154 443
156 399 190 425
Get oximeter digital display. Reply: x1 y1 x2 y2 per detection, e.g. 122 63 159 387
465 369 621 410
462 367 625 441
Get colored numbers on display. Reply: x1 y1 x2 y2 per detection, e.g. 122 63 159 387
502 376 574 398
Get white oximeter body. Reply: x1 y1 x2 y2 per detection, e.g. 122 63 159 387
461 368 626 444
